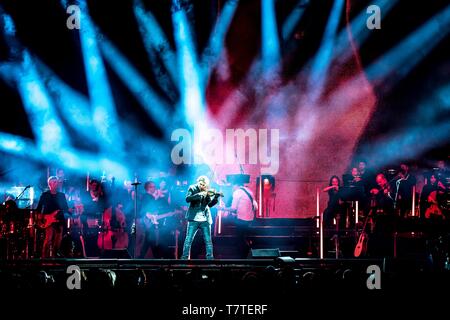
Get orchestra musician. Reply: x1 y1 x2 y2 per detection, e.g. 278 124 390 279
137 181 162 258
420 173 446 219
370 173 395 215
322 175 342 228
369 173 396 257
79 179 108 257
395 163 417 218
180 176 220 260
36 176 69 258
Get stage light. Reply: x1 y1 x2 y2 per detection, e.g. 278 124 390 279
200 0 238 83
282 0 308 42
134 0 178 95
256 175 275 217
76 0 124 153
261 0 280 77
334 0 398 65
99 34 172 132
366 4 450 90
308 0 345 103
16 54 69 154
172 4 206 126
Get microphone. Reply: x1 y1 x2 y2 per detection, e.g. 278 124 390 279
131 174 141 186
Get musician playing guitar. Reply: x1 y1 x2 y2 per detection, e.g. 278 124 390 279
35 176 69 258
137 181 164 258
227 181 258 258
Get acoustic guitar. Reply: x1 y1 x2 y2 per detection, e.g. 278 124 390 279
354 209 372 258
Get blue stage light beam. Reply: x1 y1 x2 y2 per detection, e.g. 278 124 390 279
134 0 178 95
57 148 129 180
14 53 69 154
76 0 124 153
33 58 96 142
200 0 239 84
365 3 450 91
308 0 345 103
0 131 130 180
0 133 38 156
333 0 397 65
98 35 172 132
282 0 308 42
35 54 170 161
261 0 280 76
172 1 206 126
0 62 19 85
415 82 450 123
362 121 450 169
359 81 450 167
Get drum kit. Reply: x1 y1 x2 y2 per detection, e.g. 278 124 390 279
0 201 35 260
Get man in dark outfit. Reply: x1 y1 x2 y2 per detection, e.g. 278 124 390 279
36 176 69 258
181 176 220 260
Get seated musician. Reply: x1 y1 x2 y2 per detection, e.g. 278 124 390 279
322 175 342 228
368 173 396 257
395 163 417 218
370 173 395 215
35 176 69 258
341 167 367 228
420 173 446 219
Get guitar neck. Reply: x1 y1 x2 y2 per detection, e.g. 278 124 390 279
148 210 180 220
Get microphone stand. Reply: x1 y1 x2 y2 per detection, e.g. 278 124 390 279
14 185 30 259
131 180 141 259
14 185 30 202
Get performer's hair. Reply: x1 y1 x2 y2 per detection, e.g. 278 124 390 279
47 176 58 184
197 175 210 184
144 181 155 189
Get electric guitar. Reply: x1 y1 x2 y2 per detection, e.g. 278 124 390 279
217 207 237 218
354 209 372 258
217 207 237 213
145 209 183 225
37 210 60 228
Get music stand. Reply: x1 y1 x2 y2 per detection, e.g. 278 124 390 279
131 180 141 259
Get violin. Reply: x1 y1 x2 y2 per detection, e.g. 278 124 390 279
207 189 224 197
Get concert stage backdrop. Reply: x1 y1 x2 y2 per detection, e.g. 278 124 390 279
0 0 449 217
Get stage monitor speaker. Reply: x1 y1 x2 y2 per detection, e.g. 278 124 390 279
249 248 280 259
101 249 131 259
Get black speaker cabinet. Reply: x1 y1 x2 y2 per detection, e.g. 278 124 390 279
249 248 281 258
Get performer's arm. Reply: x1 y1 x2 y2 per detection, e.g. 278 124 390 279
186 186 203 203
60 193 69 214
36 194 44 213
208 194 220 208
